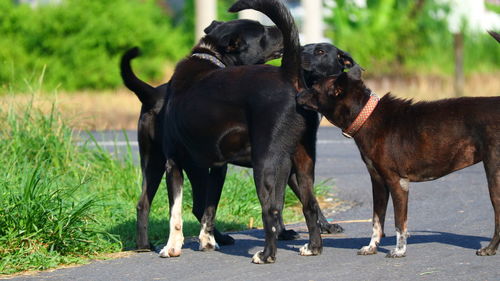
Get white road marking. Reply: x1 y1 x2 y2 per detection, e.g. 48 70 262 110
82 139 351 147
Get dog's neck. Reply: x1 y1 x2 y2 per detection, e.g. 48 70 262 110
342 91 380 138
191 40 226 69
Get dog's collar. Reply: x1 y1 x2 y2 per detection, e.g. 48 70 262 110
191 53 226 68
342 91 380 138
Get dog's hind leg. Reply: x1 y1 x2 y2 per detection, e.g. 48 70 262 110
385 175 410 258
159 159 185 258
476 152 500 256
251 155 291 264
136 143 166 251
288 173 344 235
291 144 323 257
186 164 235 246
358 170 389 255
197 166 228 251
273 173 301 241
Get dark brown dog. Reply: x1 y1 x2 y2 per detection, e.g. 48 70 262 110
297 65 500 257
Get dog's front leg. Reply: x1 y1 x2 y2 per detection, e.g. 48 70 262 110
476 159 500 256
386 177 410 258
198 166 228 251
358 172 389 255
159 159 185 258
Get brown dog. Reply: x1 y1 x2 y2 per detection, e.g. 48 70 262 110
297 65 500 257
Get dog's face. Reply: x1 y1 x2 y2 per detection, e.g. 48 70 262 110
297 66 365 127
204 19 283 66
301 43 356 87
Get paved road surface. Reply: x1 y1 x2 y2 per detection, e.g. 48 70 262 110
11 127 499 280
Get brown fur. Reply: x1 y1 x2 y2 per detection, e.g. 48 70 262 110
297 66 500 257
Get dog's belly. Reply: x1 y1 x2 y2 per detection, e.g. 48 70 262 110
404 142 481 182
216 126 252 165
180 124 252 168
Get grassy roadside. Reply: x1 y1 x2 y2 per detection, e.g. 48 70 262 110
1 73 497 130
0 94 331 275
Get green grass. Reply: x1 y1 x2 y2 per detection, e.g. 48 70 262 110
0 94 330 275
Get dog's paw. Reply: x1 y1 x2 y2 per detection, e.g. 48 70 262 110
385 248 406 258
299 243 322 256
199 228 220 251
251 251 276 264
159 246 182 258
357 245 377 255
278 229 300 240
159 236 184 258
320 223 344 234
476 247 496 256
199 241 220 252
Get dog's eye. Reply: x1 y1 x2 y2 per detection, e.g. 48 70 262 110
315 49 325 56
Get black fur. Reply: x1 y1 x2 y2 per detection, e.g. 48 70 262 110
121 24 347 252
301 43 356 87
162 0 322 263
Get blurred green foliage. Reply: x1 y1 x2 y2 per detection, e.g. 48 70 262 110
0 0 498 92
326 0 500 76
0 0 190 93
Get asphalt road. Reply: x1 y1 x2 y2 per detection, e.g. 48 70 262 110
11 127 499 280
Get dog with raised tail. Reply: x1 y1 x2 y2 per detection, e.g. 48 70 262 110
159 0 325 263
120 22 349 253
297 65 500 258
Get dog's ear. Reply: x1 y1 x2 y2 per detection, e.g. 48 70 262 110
318 75 342 97
204 20 223 34
347 65 363 81
297 89 319 111
337 49 356 70
330 73 348 96
222 34 246 53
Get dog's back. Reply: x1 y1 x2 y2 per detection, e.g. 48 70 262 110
363 95 500 181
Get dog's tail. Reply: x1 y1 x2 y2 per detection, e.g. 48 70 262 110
120 47 158 105
488 30 500 43
229 0 304 90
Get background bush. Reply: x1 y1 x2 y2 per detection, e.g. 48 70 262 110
0 0 190 93
0 0 498 93
325 0 500 76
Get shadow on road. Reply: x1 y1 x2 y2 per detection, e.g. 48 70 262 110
179 229 490 258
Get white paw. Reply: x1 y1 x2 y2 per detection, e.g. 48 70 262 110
299 243 314 256
199 241 220 251
386 248 406 258
198 231 219 251
252 251 265 264
358 245 377 255
159 246 182 258
159 237 184 258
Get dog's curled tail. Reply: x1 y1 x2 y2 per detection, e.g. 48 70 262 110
120 47 158 106
229 0 304 90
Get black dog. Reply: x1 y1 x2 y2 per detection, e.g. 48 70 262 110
297 65 500 257
121 18 283 251
121 25 350 251
121 19 354 254
301 42 355 87
158 0 330 263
